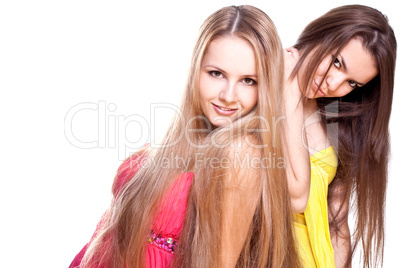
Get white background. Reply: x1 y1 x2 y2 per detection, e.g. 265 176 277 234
0 0 400 267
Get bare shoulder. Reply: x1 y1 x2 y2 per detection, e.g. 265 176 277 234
304 110 331 156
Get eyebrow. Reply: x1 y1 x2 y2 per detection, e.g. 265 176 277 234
338 54 365 87
203 64 258 79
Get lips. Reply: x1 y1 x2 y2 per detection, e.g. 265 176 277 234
212 103 238 115
313 80 326 97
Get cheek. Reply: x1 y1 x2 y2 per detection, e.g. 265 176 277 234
315 59 332 78
309 54 333 81
240 88 258 111
199 73 219 101
335 85 354 98
198 74 211 100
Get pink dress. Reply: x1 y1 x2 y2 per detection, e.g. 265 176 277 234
146 172 193 267
69 153 194 268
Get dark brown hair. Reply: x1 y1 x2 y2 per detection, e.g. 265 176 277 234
293 4 396 267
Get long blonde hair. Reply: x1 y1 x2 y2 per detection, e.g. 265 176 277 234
81 5 299 267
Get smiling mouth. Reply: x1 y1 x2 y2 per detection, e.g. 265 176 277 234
213 104 237 111
212 103 238 115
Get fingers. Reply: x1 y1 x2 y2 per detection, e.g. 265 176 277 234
283 47 299 88
285 47 300 59
284 47 298 71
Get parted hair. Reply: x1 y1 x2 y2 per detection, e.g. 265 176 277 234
80 5 300 268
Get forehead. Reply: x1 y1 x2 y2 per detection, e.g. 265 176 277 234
202 36 257 74
338 38 378 85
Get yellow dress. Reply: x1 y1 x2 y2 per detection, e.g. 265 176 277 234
294 146 337 267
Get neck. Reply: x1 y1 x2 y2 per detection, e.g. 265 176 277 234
303 98 319 120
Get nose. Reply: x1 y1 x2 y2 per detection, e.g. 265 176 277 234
325 73 343 92
219 81 237 103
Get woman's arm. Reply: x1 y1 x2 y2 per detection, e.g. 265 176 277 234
328 183 352 268
283 48 311 213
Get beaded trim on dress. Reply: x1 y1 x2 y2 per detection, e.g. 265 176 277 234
148 230 178 254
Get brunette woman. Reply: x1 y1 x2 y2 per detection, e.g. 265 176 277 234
284 4 396 267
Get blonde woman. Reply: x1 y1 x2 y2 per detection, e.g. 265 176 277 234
70 5 300 268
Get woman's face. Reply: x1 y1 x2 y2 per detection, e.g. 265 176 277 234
199 36 258 128
299 38 378 99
